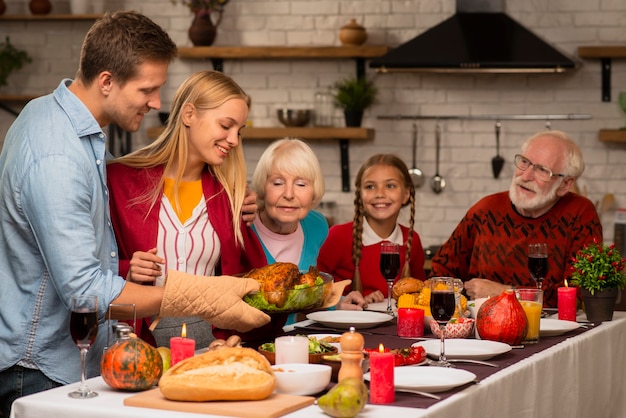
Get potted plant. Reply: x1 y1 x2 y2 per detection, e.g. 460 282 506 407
0 36 32 88
569 238 626 321
171 0 230 46
332 76 378 127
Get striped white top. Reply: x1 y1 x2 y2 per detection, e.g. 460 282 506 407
155 195 220 287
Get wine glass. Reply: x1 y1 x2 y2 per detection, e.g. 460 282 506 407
429 277 456 367
528 243 548 290
380 242 401 316
68 294 99 399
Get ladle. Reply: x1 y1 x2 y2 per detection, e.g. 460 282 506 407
491 121 505 179
430 123 446 194
409 123 425 188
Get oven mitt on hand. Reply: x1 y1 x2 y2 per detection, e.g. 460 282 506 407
320 279 352 309
159 270 271 333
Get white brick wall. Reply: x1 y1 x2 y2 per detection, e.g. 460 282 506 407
1 0 625 248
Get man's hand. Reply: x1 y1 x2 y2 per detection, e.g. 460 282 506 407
242 188 258 226
464 278 510 299
364 290 384 304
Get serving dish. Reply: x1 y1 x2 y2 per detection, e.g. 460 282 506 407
306 311 394 329
540 318 581 337
414 339 512 360
244 272 333 314
272 363 332 395
364 367 476 393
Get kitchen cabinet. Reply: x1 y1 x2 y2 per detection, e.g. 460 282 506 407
173 45 389 191
578 45 626 102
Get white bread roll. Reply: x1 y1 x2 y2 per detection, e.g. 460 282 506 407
159 347 276 401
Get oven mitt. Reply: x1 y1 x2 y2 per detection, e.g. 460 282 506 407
320 279 352 309
159 271 271 333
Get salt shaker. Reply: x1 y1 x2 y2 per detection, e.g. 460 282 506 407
338 326 365 382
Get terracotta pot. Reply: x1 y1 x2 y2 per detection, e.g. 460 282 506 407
582 287 618 322
29 0 52 15
339 19 367 46
188 12 221 46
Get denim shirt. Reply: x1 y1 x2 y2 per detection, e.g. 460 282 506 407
0 79 126 384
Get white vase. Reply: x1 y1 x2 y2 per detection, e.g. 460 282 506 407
69 0 90 14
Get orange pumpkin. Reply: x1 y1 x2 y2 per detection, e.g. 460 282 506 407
100 324 163 391
476 290 528 345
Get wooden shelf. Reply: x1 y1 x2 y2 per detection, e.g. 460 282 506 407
147 126 373 141
0 14 103 21
599 129 626 143
148 126 374 191
177 45 390 60
578 45 626 102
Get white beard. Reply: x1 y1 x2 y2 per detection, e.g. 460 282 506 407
509 176 562 214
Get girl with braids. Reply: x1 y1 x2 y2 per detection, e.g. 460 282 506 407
317 154 426 307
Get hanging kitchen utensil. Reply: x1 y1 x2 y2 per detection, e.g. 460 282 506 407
430 123 446 194
492 121 505 179
409 123 425 188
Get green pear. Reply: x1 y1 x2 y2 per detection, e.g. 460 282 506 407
317 377 368 418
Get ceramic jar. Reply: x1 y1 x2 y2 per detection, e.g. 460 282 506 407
29 0 52 15
339 19 367 46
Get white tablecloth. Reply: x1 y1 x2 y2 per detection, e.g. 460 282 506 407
10 312 626 418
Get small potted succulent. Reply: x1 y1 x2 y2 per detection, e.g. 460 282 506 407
332 76 378 127
0 36 32 88
569 238 626 321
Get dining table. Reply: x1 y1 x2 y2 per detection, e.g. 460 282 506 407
9 310 626 418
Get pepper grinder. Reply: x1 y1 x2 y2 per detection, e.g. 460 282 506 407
338 326 365 382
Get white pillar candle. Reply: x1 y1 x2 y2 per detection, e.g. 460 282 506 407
275 336 309 364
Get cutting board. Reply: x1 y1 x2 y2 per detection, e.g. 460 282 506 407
124 388 315 418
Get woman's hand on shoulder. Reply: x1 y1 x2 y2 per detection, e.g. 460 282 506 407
127 248 164 284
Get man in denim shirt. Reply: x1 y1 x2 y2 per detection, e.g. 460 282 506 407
0 11 269 415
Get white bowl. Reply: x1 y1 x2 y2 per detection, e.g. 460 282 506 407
271 363 332 396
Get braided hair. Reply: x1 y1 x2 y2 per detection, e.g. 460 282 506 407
351 154 416 292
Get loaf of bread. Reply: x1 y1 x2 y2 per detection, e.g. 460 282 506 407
158 347 276 401
392 277 424 300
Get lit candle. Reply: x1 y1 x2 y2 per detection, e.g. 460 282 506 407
397 307 425 338
275 335 309 364
558 280 577 321
170 323 195 366
369 343 394 404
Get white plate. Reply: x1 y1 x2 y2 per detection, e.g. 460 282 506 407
364 366 476 393
413 339 512 360
306 311 393 329
540 319 581 337
307 334 342 352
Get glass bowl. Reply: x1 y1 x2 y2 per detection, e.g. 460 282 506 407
244 272 333 314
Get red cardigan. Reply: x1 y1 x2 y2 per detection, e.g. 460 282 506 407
107 163 267 343
317 222 427 297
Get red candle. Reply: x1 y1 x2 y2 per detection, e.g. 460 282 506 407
558 281 577 321
369 343 394 404
397 307 425 338
170 323 195 366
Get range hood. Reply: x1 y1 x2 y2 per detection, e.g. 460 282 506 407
370 0 578 74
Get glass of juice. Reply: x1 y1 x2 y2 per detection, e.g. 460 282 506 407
516 288 543 344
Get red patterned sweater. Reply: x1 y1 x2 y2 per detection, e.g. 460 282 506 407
429 191 602 307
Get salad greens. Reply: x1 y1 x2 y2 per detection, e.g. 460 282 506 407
260 335 335 354
244 276 326 313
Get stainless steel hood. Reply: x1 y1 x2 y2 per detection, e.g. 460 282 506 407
370 1 578 74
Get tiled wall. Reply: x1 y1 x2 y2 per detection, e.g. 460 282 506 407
1 0 625 247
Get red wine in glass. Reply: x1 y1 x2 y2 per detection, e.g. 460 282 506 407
380 242 400 316
430 277 455 367
528 243 548 289
70 310 98 348
68 295 99 399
